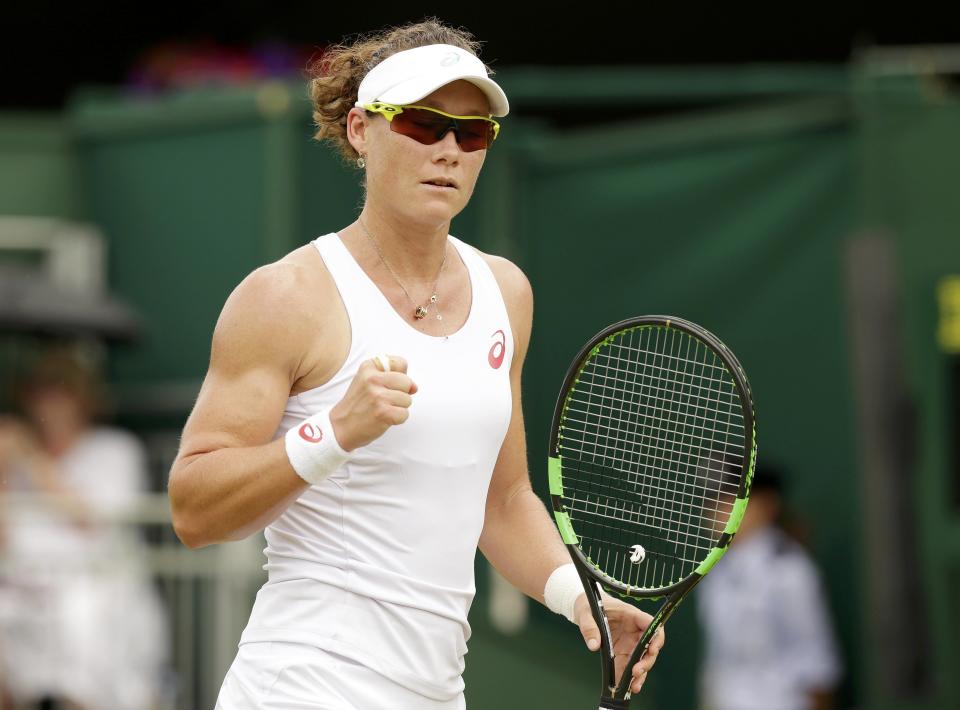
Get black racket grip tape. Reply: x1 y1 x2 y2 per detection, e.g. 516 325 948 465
599 699 630 709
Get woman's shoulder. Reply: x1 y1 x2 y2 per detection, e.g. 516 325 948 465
242 242 336 306
466 245 533 354
209 240 350 387
466 245 532 307
217 243 339 346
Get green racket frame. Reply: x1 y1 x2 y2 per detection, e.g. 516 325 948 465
548 315 757 708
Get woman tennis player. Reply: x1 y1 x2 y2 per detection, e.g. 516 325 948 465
168 19 664 709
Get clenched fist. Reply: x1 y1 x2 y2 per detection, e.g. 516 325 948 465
329 355 418 452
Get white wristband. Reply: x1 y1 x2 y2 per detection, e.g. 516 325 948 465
284 409 350 486
544 563 583 624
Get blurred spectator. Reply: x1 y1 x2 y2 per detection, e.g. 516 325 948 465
697 462 842 710
0 348 168 710
127 39 316 94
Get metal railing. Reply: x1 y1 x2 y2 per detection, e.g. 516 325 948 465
0 492 266 710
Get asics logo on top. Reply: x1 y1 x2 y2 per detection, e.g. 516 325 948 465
488 329 506 369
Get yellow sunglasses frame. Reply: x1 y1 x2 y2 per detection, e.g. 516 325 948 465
360 101 501 144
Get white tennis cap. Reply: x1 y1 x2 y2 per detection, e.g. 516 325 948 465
356 44 509 117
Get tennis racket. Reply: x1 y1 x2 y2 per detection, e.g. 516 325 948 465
548 315 757 709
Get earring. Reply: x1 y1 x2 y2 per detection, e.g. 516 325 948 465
357 154 366 169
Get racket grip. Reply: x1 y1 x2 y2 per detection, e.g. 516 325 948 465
598 698 630 709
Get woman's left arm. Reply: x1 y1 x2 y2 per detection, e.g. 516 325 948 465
476 255 568 598
477 256 663 695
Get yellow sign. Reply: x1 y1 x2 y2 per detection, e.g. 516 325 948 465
938 276 960 353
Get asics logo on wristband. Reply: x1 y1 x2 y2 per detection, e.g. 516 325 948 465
488 329 506 369
298 423 324 443
285 410 348 486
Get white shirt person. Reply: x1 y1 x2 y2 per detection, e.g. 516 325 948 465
698 466 842 710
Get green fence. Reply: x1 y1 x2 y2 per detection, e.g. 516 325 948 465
2 54 958 709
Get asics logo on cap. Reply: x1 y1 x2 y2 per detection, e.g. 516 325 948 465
440 51 461 67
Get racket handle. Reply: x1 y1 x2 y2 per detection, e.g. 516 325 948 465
598 698 630 709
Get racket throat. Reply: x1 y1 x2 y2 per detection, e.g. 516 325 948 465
596 585 616 662
579 575 620 701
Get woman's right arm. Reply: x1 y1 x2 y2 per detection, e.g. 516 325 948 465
168 263 318 548
168 260 417 549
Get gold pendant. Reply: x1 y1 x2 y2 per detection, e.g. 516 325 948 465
414 306 428 319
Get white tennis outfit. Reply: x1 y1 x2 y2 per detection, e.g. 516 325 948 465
216 233 514 709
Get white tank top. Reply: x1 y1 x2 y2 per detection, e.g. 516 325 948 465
239 233 514 700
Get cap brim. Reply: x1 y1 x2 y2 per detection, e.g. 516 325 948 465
377 74 510 117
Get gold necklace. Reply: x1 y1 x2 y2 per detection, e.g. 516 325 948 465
359 219 447 324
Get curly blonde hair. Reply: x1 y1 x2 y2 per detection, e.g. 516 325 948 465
307 18 488 164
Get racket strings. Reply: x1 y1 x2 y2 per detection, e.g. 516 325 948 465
559 325 747 592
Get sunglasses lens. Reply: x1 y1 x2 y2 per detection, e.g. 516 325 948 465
390 108 494 152
392 110 447 145
457 121 495 152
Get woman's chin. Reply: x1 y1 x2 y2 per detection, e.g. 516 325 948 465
405 201 461 229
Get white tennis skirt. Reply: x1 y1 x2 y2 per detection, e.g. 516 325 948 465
215 642 467 709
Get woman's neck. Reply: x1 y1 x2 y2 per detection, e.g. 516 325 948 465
356 205 449 283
